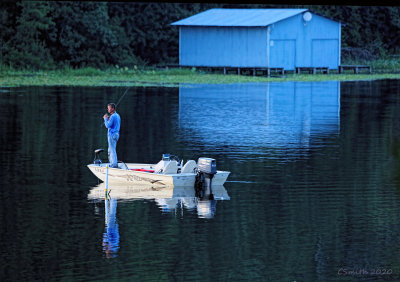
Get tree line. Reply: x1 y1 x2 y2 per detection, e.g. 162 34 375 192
1 2 399 70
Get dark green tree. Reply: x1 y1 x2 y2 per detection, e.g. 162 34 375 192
0 1 19 66
3 1 55 69
48 2 116 68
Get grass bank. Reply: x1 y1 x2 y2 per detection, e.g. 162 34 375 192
1 61 400 87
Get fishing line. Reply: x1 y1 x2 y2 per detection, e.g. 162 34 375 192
114 86 131 108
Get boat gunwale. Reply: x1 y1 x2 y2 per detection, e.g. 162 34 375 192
87 163 230 177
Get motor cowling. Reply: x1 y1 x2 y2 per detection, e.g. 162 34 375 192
195 157 217 200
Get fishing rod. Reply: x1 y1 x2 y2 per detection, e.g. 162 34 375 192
114 86 131 108
101 86 131 127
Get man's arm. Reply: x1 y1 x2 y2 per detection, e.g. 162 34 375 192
104 115 114 128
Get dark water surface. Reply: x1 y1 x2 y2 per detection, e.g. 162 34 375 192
1 81 400 281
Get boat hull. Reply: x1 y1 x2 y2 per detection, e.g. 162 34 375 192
87 163 230 187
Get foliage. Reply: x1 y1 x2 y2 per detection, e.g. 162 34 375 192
2 1 55 69
1 63 400 87
0 2 399 69
356 56 400 73
47 2 142 69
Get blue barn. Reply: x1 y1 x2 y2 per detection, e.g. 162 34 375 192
171 8 341 71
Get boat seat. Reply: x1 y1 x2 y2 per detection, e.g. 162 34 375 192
181 160 197 173
154 160 166 173
162 161 178 174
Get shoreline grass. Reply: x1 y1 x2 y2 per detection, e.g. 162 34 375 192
1 63 400 88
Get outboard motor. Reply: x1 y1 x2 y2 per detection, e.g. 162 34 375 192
197 199 217 219
93 149 104 165
195 157 217 200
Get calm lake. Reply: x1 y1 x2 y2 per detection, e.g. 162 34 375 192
1 80 400 281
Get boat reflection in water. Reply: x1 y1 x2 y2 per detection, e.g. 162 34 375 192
88 183 230 258
154 184 230 218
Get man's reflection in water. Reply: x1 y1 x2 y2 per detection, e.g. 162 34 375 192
93 185 228 257
103 197 120 258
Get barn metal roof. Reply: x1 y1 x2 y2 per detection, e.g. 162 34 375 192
171 8 309 27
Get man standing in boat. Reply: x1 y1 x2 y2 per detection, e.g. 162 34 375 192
103 103 121 168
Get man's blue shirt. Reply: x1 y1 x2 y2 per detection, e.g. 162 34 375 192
104 112 121 136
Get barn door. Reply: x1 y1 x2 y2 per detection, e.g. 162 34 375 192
312 39 339 68
269 39 296 70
